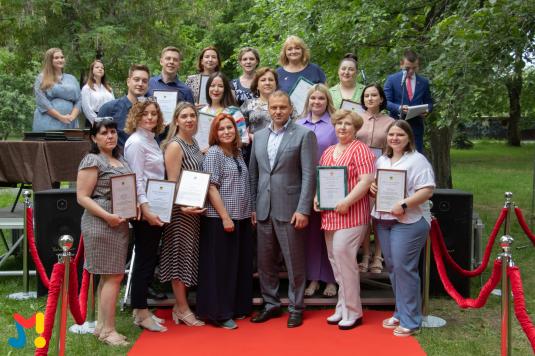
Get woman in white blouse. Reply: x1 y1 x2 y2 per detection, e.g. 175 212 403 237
81 60 115 124
124 99 167 332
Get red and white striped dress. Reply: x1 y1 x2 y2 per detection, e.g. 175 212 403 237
320 140 376 231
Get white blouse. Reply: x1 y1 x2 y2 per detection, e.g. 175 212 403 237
371 151 435 225
124 128 165 205
81 83 115 123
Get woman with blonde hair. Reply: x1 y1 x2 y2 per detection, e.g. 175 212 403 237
296 84 338 297
159 102 205 327
33 47 81 131
276 35 326 94
124 99 167 332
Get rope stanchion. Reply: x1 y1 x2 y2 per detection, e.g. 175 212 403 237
431 226 502 308
25 206 50 289
433 208 507 277
508 266 535 352
68 265 89 325
514 207 535 246
34 263 65 356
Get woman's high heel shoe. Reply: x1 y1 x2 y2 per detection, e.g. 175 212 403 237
172 309 205 326
134 315 167 332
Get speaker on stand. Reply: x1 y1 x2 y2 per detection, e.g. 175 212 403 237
34 189 84 297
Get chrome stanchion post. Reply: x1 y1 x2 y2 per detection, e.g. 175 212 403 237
51 235 73 356
422 200 446 328
8 190 37 300
499 192 514 356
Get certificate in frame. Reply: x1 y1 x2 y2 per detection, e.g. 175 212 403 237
110 173 137 219
340 99 365 114
316 166 348 211
175 170 211 208
194 111 215 151
145 179 177 223
289 76 314 116
198 75 210 105
153 90 178 125
375 169 407 213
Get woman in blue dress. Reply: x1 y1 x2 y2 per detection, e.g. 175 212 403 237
33 48 81 131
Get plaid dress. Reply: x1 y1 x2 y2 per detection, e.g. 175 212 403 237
79 153 131 274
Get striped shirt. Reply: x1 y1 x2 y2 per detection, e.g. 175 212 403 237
320 140 375 230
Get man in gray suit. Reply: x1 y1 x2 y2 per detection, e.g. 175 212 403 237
249 90 317 328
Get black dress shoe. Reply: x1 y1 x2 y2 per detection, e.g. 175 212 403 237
148 286 167 300
287 312 303 328
250 307 283 323
338 317 363 330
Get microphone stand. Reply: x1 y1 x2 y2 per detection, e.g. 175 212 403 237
400 69 407 120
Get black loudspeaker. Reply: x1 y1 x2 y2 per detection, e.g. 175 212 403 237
428 189 473 297
34 189 84 297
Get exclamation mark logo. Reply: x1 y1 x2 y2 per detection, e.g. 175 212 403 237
34 312 46 349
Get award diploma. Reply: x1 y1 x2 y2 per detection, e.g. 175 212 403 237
146 179 176 223
194 112 215 151
340 99 365 114
317 166 348 210
198 75 209 105
375 169 407 212
289 76 314 116
153 90 178 125
110 173 137 219
175 170 211 208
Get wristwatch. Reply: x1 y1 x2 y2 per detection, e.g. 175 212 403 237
401 202 408 211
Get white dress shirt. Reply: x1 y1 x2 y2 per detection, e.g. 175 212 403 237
124 127 165 205
81 83 115 123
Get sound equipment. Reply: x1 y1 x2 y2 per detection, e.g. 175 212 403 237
34 189 84 297
427 189 473 297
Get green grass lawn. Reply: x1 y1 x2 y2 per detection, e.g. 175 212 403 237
0 140 534 355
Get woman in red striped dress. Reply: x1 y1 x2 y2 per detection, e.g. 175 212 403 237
314 109 375 330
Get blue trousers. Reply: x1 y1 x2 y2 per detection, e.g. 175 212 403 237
374 217 429 330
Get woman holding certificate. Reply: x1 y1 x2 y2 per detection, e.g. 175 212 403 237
276 35 326 93
314 109 375 330
231 47 260 106
296 84 338 297
186 46 222 105
124 100 167 332
370 120 435 337
197 113 252 330
329 53 365 109
33 47 81 131
159 102 205 327
77 118 131 346
356 83 394 274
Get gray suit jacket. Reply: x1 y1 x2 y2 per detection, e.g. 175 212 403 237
249 120 318 222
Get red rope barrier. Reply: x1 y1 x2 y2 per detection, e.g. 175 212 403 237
508 266 535 352
432 208 507 277
25 207 50 289
431 229 502 308
35 263 64 356
514 207 535 246
73 236 84 268
68 264 89 325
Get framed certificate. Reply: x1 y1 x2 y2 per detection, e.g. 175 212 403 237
153 90 178 125
340 99 365 114
175 170 211 208
194 112 215 150
375 169 407 212
110 173 137 219
289 76 314 116
146 179 177 223
405 104 429 120
198 75 210 105
316 166 348 210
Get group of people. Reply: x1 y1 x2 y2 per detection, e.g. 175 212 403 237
66 35 435 347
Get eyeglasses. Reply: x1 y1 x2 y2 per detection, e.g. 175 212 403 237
94 116 114 123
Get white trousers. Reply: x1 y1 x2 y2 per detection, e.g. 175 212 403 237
325 225 366 322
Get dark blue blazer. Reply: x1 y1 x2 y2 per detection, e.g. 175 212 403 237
384 71 433 120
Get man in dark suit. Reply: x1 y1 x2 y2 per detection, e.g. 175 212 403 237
249 91 317 328
384 49 433 152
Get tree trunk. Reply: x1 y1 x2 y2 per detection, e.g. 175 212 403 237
428 122 454 189
505 49 524 147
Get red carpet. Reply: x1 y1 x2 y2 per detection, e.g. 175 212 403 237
128 309 425 356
